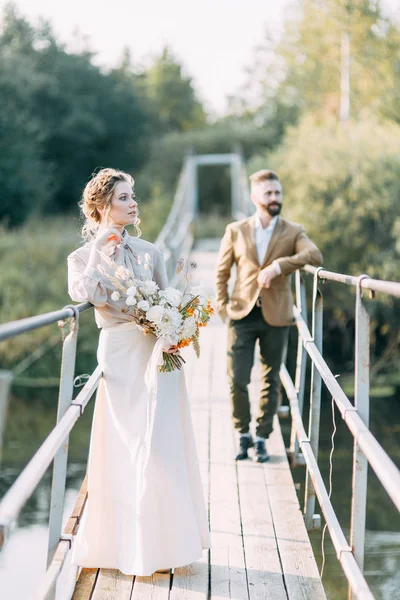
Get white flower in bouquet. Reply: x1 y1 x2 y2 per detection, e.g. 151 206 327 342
126 296 137 306
158 320 177 337
111 291 121 301
163 307 183 328
182 316 197 339
137 300 150 311
160 287 183 307
146 305 165 323
140 280 159 295
157 310 182 343
127 285 137 296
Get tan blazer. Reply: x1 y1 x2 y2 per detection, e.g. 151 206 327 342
215 215 323 327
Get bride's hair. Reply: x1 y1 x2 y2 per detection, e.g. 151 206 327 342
80 167 141 241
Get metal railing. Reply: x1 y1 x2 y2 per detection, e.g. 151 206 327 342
281 267 400 600
234 154 253 220
155 154 196 282
0 302 97 599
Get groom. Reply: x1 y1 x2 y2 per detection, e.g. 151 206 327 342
215 169 323 462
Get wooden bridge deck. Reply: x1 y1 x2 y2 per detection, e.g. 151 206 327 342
71 249 326 600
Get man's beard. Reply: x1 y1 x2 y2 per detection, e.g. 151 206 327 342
266 203 282 217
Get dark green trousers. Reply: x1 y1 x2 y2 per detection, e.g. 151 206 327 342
227 305 289 439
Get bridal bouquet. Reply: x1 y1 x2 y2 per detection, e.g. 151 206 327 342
97 253 214 372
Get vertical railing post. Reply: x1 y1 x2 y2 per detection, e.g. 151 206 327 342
230 153 241 218
304 268 323 529
0 370 13 465
230 156 237 217
190 156 198 218
242 165 251 217
349 276 370 599
290 270 307 465
47 306 80 572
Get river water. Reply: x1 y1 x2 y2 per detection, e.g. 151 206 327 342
0 370 399 600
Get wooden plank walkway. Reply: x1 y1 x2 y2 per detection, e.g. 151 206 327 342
71 248 326 600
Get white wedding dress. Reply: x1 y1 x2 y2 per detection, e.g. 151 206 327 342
67 232 210 575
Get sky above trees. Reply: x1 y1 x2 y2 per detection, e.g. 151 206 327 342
0 0 291 115
1 0 398 115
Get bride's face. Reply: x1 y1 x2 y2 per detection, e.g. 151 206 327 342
107 181 138 227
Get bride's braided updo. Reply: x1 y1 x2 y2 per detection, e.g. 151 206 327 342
80 167 141 241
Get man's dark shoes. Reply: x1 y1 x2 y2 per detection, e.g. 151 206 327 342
235 435 254 460
254 439 269 463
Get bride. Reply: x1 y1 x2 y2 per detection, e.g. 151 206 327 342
67 167 210 576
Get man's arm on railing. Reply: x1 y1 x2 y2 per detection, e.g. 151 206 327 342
274 227 323 275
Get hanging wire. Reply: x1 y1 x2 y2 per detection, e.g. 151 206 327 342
320 375 340 578
13 334 61 377
73 374 91 388
11 318 74 386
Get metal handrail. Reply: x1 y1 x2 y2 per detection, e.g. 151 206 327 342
0 368 101 543
280 365 374 600
155 157 191 250
292 307 400 509
155 155 195 282
0 302 92 342
283 264 400 600
304 265 400 298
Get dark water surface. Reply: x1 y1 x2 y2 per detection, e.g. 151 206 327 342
0 380 399 600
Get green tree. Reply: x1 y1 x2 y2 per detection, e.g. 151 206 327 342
0 7 53 225
239 0 400 124
138 47 206 134
0 4 150 219
0 100 53 226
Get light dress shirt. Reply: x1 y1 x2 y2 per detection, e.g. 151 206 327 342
253 213 281 275
67 229 169 329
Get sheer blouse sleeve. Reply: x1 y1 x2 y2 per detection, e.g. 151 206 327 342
67 253 108 307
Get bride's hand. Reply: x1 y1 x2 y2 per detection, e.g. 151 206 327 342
93 227 122 250
87 227 123 269
165 346 180 355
